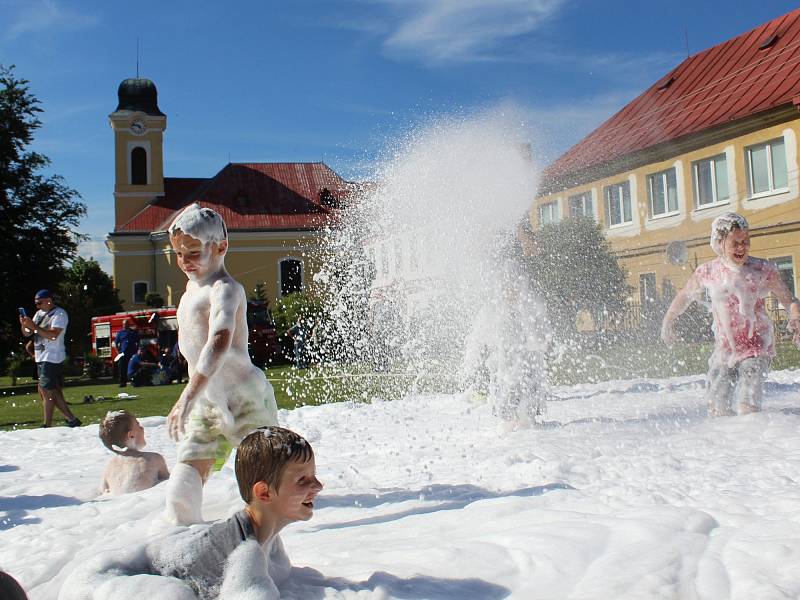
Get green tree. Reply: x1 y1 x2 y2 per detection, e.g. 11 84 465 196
145 292 165 308
250 282 268 302
58 257 123 357
526 217 629 337
273 292 323 337
0 65 86 365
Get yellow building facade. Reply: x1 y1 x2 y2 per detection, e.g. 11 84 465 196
105 78 347 310
531 9 800 311
533 120 800 306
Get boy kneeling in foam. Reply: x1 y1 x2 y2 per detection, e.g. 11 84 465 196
59 426 323 600
99 410 170 495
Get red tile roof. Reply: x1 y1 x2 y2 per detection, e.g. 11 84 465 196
541 8 800 193
117 162 352 233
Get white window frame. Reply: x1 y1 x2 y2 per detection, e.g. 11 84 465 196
639 272 657 307
568 191 593 219
539 201 559 226
693 153 730 209
746 137 789 199
647 167 679 219
132 280 149 304
604 181 633 228
277 257 304 297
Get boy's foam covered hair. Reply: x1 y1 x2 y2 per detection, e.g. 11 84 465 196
710 212 749 255
235 426 314 503
168 203 228 245
99 410 136 455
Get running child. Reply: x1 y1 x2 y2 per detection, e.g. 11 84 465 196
165 203 279 524
99 410 169 495
661 212 800 416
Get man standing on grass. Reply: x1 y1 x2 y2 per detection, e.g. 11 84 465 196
114 318 139 387
19 289 81 428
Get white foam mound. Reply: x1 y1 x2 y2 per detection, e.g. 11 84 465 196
3 377 800 598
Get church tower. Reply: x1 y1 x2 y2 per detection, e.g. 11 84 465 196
109 78 167 228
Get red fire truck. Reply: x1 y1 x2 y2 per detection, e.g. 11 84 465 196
90 301 280 372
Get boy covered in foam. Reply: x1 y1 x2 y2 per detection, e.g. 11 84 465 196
59 426 323 600
165 204 279 524
99 410 169 495
661 212 800 416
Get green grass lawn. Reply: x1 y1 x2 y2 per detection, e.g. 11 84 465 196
2 342 798 431
0 365 428 431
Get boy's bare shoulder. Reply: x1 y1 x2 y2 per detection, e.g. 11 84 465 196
141 450 166 462
209 276 246 303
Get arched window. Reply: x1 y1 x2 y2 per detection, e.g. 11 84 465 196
279 258 303 296
131 147 147 185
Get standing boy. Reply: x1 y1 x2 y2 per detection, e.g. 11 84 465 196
19 289 81 427
165 203 279 524
661 213 800 416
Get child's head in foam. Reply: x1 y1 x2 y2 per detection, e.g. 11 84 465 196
710 212 750 267
99 410 146 454
169 204 229 281
235 426 323 524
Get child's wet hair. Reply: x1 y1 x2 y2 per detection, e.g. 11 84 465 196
235 426 314 503
99 410 137 454
168 203 227 245
0 571 28 600
710 212 749 255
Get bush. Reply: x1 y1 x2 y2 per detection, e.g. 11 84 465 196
6 351 34 385
83 353 107 379
145 292 165 308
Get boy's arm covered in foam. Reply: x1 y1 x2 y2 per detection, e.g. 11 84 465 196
167 281 240 441
661 274 701 346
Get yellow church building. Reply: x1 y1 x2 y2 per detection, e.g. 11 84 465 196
105 78 352 309
531 8 800 316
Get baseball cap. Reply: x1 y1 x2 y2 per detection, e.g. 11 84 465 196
34 289 53 300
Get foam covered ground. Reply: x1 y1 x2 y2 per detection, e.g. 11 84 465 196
2 370 800 599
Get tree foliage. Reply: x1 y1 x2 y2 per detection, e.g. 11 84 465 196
273 292 324 337
525 217 629 336
58 257 123 357
0 65 87 364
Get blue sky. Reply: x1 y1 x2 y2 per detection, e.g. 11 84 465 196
2 0 798 274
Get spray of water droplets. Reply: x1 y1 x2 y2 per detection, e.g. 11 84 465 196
308 107 553 414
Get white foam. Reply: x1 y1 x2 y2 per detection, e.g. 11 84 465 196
710 212 748 256
168 203 227 245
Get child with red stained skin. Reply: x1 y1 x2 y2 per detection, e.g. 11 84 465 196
661 213 800 416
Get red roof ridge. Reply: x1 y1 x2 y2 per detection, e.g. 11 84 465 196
589 35 800 144
541 7 800 192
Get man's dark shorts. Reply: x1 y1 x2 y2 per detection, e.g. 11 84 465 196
37 361 63 390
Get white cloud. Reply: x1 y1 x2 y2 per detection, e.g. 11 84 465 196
4 0 98 39
76 237 113 276
367 0 569 65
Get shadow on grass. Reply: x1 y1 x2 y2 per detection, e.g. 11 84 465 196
312 483 572 531
285 566 510 600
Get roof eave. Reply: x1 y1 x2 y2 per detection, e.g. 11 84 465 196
538 103 800 197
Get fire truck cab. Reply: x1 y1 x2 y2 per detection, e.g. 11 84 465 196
91 301 279 373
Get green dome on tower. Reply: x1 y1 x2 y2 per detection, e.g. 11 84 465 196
115 78 165 116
